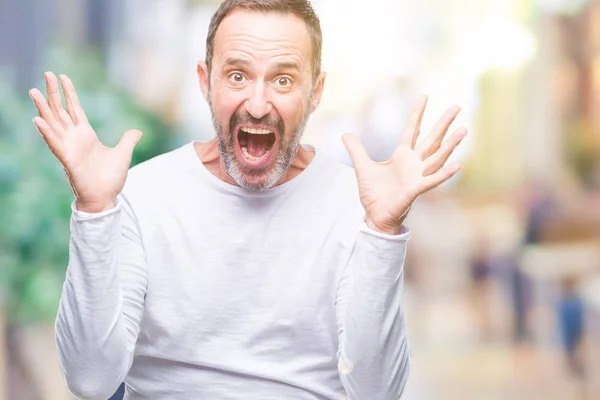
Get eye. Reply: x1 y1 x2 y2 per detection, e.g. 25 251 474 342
275 77 292 87
228 72 246 84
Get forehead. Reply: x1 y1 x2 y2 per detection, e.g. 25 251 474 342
213 9 312 68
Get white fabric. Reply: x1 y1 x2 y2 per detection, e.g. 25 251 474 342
55 141 411 400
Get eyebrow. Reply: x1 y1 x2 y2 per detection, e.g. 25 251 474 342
272 60 301 71
222 57 301 72
223 57 252 68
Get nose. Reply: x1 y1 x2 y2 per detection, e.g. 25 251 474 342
244 81 272 119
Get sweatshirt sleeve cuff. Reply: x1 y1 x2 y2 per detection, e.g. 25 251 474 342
359 224 412 242
71 198 122 221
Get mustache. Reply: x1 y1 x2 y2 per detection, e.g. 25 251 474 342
229 110 285 136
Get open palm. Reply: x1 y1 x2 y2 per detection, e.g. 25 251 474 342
343 96 467 235
30 72 142 213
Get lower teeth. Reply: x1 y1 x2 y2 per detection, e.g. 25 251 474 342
242 146 268 161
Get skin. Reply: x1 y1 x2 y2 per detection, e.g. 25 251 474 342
196 10 326 191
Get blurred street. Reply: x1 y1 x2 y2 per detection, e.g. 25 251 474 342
2 0 600 398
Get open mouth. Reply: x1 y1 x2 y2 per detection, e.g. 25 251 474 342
237 126 276 163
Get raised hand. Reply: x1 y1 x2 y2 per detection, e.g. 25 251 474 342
343 96 467 235
29 72 142 213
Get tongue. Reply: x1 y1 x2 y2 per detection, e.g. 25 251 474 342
246 134 270 158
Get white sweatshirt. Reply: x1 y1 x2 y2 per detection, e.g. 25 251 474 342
55 141 411 400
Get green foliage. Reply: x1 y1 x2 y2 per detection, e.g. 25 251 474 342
0 46 177 324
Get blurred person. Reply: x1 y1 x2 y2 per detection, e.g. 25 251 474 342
523 182 556 244
28 0 467 398
508 258 529 344
468 236 494 341
557 276 585 378
510 181 558 344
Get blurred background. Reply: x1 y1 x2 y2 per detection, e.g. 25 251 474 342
1 0 600 398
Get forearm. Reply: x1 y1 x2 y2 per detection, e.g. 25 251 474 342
338 227 411 400
55 202 142 399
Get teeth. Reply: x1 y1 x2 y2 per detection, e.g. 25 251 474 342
242 146 269 161
241 127 272 134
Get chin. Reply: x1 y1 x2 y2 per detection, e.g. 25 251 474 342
232 164 285 191
224 148 285 191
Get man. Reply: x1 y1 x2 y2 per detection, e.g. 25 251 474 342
29 0 466 398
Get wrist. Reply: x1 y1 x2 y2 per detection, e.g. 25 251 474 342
365 218 403 235
365 205 412 235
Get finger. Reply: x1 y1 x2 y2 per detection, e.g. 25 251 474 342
423 128 467 175
420 163 462 192
59 109 75 129
398 95 428 149
29 88 65 136
117 129 143 158
342 133 371 169
45 72 71 127
60 74 89 125
417 105 461 159
33 117 65 159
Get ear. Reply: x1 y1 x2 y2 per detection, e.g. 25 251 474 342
310 71 327 113
197 61 210 100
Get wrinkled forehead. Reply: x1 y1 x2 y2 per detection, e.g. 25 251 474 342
213 9 313 72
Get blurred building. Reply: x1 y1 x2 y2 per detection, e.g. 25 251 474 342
0 0 124 88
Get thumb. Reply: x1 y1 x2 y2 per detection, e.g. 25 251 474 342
342 133 370 169
117 129 143 157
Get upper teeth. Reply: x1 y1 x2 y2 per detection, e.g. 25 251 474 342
241 127 272 134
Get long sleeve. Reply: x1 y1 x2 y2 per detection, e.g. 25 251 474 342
55 194 148 400
335 225 411 400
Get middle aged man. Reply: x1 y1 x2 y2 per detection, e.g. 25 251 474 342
29 0 467 399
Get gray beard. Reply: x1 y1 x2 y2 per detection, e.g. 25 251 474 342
209 97 312 191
